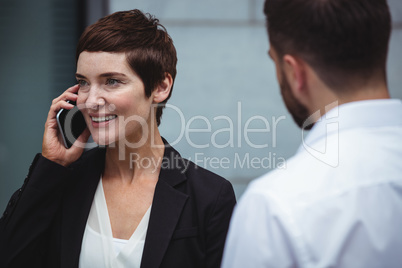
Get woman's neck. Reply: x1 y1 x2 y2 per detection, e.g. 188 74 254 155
103 127 165 184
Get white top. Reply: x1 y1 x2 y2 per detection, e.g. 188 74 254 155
222 99 402 268
79 178 151 268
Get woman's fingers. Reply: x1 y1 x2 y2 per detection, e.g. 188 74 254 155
50 85 79 107
46 87 79 123
46 100 74 126
42 85 86 167
66 84 80 93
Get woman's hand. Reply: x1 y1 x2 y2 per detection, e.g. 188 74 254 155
42 85 91 167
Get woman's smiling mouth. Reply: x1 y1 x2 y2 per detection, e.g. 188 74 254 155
90 115 118 128
91 115 117 122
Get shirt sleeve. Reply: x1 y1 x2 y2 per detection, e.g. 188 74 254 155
221 189 297 268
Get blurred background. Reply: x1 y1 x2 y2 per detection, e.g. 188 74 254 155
1 0 401 210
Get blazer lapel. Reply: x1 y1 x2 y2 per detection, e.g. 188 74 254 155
141 143 188 268
60 148 105 268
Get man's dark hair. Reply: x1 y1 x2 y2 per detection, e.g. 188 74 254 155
264 0 391 91
76 9 177 126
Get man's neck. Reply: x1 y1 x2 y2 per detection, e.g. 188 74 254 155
337 86 390 105
308 79 390 123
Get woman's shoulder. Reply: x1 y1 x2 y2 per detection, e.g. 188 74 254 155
182 158 228 186
163 142 233 196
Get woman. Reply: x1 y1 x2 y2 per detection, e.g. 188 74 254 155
0 10 236 268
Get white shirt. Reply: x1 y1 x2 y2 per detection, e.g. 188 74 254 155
222 99 402 268
79 178 151 268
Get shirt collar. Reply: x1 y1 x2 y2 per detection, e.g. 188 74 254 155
299 99 402 152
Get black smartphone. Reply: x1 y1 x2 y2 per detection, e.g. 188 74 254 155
56 100 87 148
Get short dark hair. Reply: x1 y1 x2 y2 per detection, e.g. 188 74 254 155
76 9 177 126
264 0 391 90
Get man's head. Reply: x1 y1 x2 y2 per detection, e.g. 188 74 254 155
264 0 391 128
76 9 177 126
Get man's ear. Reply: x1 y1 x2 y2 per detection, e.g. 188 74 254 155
282 54 309 105
153 73 173 103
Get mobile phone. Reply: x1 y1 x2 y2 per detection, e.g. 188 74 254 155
56 100 87 148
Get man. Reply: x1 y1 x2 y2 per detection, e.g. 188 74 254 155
222 0 402 267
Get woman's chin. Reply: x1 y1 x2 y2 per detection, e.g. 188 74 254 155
92 136 117 147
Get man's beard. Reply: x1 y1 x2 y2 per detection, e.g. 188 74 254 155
279 70 314 130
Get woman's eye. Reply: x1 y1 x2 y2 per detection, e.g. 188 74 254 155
77 80 88 87
106 79 121 86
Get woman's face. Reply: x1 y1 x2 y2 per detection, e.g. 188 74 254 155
76 51 154 146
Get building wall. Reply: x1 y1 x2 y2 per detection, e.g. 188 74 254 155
0 0 84 210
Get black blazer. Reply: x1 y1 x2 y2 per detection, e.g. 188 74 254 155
0 141 236 268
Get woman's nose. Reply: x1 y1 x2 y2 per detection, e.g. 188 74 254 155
85 87 105 110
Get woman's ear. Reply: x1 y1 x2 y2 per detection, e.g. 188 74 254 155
153 73 173 103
